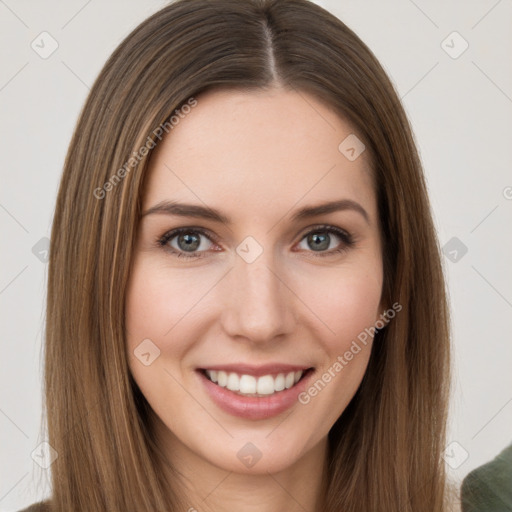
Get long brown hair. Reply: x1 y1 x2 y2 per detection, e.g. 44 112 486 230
44 0 451 510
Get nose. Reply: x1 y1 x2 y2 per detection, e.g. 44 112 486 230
220 247 296 345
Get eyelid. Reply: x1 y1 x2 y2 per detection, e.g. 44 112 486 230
296 223 352 242
157 224 355 259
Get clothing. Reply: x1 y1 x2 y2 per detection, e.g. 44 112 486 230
461 443 512 511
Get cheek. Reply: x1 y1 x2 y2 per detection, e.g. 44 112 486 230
292 272 381 431
124 259 224 400
327 276 381 344
298 260 383 347
124 261 189 405
295 263 382 402
125 261 210 351
125 266 172 344
124 261 199 422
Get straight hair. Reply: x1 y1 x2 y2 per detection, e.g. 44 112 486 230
44 0 452 510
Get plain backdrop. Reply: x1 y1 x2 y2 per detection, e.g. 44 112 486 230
1 0 511 510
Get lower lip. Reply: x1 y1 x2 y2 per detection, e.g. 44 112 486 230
197 369 314 420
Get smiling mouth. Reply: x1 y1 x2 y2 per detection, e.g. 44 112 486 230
200 368 313 397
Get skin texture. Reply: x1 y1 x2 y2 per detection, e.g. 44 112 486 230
125 87 385 512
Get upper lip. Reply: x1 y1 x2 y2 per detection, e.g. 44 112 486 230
198 363 313 378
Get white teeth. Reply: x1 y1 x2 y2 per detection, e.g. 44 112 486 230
227 372 240 391
204 369 305 396
274 373 285 391
217 370 228 387
256 375 275 395
239 374 257 394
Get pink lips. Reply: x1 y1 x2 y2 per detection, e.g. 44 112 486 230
196 365 314 420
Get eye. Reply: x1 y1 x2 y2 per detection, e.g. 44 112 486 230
296 224 355 257
157 224 355 260
157 227 218 259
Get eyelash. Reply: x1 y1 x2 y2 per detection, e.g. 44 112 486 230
156 225 355 260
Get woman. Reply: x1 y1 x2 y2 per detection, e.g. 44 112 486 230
21 0 453 510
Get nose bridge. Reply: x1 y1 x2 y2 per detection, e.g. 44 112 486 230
221 243 295 342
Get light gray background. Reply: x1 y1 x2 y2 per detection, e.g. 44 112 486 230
1 0 511 510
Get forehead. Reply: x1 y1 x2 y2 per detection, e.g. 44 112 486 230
143 87 376 222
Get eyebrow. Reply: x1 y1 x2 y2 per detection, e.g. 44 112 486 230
141 199 370 225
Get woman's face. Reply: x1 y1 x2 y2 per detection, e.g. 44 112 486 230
126 87 385 475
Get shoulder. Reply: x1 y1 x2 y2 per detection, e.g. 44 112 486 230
16 500 51 512
461 443 512 511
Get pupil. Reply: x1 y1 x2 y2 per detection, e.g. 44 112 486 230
179 233 199 251
309 233 329 251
